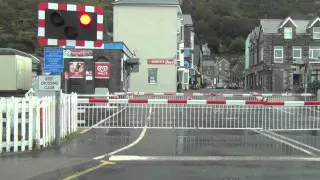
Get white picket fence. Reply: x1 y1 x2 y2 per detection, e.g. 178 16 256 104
0 93 78 153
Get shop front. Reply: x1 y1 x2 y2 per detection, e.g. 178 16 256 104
248 64 270 91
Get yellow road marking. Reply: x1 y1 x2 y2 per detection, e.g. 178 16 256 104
62 160 116 180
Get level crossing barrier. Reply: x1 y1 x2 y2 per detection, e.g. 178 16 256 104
0 93 78 153
76 96 320 131
110 92 317 101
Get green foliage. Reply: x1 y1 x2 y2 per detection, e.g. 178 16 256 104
182 0 320 55
2 0 320 58
0 0 113 55
308 80 320 94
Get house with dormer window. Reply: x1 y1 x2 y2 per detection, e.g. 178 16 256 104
246 17 320 91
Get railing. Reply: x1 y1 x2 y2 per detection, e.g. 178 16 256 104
108 92 318 101
0 93 78 153
76 98 320 131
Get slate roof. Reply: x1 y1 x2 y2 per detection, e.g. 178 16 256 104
203 61 215 67
307 17 320 29
260 19 309 33
181 14 193 25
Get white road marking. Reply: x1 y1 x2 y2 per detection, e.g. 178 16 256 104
80 107 126 134
93 107 152 160
253 129 315 156
109 155 320 162
264 130 320 153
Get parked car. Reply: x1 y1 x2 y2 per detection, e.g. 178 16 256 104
229 83 238 89
216 83 224 89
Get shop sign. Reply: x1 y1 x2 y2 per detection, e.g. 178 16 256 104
95 62 110 79
147 59 174 65
249 65 264 74
63 49 93 59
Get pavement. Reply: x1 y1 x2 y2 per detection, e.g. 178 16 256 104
2 88 320 180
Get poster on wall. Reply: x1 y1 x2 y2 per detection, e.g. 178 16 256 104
69 62 85 78
95 62 110 79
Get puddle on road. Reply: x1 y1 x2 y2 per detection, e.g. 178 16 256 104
29 129 141 158
174 130 320 156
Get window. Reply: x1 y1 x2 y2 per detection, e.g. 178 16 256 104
284 27 292 39
224 65 229 73
274 46 283 63
292 46 302 59
309 46 320 59
311 71 320 82
313 27 320 39
260 47 264 61
148 68 158 84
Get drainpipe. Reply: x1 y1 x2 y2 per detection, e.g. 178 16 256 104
304 58 310 93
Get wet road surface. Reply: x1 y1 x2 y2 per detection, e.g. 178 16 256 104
26 128 320 180
66 161 320 180
0 128 140 180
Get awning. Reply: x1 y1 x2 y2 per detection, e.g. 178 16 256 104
249 64 265 74
309 63 320 71
125 58 139 65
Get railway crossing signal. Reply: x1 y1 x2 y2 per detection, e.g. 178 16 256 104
37 2 104 47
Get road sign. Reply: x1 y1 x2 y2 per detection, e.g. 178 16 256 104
38 75 61 91
44 47 64 73
37 2 104 47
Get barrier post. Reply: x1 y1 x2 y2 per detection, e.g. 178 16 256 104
318 89 320 111
55 91 61 145
40 100 43 137
313 89 320 136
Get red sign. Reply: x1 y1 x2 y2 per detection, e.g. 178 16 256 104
147 59 174 65
69 62 85 78
95 62 110 79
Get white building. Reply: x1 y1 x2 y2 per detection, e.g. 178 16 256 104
113 0 182 92
177 14 194 90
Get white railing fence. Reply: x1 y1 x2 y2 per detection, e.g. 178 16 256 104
0 93 78 153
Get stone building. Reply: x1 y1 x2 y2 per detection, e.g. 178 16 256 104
247 17 320 91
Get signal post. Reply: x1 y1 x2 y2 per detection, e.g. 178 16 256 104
37 2 104 144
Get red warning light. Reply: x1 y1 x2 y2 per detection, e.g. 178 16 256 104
79 13 92 26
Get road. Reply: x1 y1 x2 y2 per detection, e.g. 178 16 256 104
27 129 320 180
3 88 320 180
